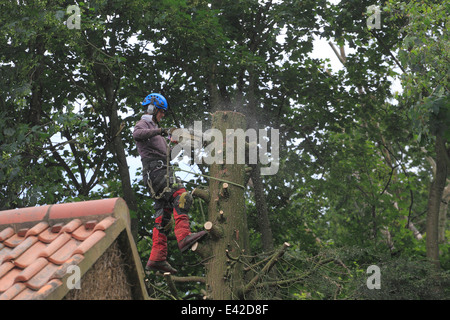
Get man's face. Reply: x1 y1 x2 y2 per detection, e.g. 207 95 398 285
155 109 165 122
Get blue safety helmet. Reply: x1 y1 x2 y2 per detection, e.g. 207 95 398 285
142 93 168 114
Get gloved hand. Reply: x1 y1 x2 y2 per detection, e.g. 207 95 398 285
161 127 177 136
160 128 170 136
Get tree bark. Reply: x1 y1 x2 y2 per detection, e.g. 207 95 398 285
245 67 275 252
438 184 450 244
205 111 250 300
250 163 274 251
426 134 448 268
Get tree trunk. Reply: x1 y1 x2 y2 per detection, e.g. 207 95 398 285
108 98 139 239
94 66 139 239
205 111 250 299
250 163 274 252
426 134 448 268
438 183 450 244
246 68 274 252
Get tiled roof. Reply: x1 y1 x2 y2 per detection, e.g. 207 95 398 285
0 197 147 300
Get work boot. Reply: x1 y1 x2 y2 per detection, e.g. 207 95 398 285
178 231 208 253
146 260 178 274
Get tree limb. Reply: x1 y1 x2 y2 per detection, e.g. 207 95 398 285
238 242 290 298
164 272 180 300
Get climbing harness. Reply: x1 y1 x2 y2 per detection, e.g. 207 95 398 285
146 136 182 200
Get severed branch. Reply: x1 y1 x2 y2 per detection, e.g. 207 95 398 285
171 275 206 284
192 187 210 203
238 242 290 298
164 272 179 300
145 278 177 300
254 257 335 290
154 271 206 284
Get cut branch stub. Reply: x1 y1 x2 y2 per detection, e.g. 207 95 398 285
204 221 224 240
219 182 229 199
191 241 212 259
218 210 226 222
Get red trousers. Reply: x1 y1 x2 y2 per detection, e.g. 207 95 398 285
149 188 191 261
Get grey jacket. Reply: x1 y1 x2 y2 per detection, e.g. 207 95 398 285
133 115 168 161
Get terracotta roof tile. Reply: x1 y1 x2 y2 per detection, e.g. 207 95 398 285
94 216 116 231
0 228 14 241
3 234 25 248
0 282 26 300
37 228 60 244
25 222 49 238
0 248 12 265
0 205 50 226
12 287 36 300
14 241 47 268
0 268 21 292
5 236 38 262
72 231 105 255
15 257 48 282
40 233 71 258
0 198 127 300
60 219 82 233
48 238 79 265
71 225 95 241
0 262 14 278
17 228 29 237
25 262 60 290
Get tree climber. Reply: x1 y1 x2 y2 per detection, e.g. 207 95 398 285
133 93 207 274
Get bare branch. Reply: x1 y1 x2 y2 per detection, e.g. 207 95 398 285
238 242 290 297
164 272 180 300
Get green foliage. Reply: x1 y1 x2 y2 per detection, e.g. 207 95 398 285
385 0 450 141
